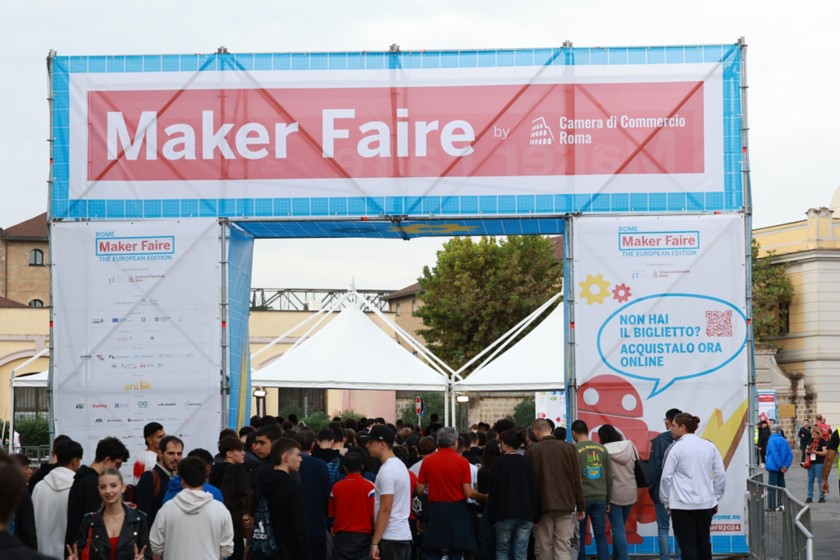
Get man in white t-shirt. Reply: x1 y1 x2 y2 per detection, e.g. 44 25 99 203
366 425 412 560
133 421 165 484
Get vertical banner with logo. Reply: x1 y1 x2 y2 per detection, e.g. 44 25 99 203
572 214 749 555
226 224 255 428
536 390 567 428
51 219 223 462
757 390 777 422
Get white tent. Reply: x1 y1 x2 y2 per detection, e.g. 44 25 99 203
11 370 48 387
454 302 565 391
252 303 450 391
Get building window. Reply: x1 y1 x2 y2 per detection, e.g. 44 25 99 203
411 299 416 313
396 303 401 316
29 249 45 266
779 301 790 335
29 299 44 308
15 386 48 419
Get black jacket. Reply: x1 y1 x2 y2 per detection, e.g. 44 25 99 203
648 430 675 503
487 454 540 525
0 531 54 560
65 465 101 547
73 505 152 560
209 462 230 489
134 465 170 527
13 488 38 550
259 470 311 560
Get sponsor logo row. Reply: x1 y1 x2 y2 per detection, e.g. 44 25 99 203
76 400 203 410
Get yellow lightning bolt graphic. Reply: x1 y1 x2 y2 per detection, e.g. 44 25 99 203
700 399 749 469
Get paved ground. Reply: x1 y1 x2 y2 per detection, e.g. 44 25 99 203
777 461 839 560
629 463 838 558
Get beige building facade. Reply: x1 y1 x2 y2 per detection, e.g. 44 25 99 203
753 204 840 425
0 213 50 308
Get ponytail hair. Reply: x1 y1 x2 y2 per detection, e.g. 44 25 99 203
673 413 701 434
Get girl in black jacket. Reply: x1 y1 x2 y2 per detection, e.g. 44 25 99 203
66 468 151 560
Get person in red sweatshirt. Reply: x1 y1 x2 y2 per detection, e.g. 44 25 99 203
329 452 376 560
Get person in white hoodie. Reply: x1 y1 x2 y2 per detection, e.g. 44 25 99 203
149 456 233 560
597 424 639 560
31 439 83 559
659 413 726 560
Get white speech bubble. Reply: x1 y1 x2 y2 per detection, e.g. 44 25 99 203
596 293 748 397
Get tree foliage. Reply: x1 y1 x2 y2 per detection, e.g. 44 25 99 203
512 397 536 428
751 238 794 341
13 415 50 447
415 236 562 371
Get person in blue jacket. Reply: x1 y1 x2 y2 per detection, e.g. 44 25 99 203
765 425 793 510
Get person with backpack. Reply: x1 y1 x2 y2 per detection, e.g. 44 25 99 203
251 437 310 560
312 429 342 484
135 435 182 527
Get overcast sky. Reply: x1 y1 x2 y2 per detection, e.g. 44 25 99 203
2 1 837 290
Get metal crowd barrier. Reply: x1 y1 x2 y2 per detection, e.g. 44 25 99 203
18 445 51 466
746 471 813 560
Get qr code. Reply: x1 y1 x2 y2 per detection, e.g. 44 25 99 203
706 310 733 337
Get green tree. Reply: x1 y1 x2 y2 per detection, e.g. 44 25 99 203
512 397 536 428
415 236 562 371
751 238 794 340
14 415 50 447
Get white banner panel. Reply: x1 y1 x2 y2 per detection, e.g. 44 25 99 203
536 390 567 427
572 213 749 555
51 219 223 466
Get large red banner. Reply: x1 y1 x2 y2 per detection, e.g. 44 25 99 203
88 81 704 182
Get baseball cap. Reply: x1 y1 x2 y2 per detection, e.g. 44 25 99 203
367 425 395 445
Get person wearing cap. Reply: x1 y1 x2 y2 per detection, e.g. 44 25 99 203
416 426 486 560
366 425 412 560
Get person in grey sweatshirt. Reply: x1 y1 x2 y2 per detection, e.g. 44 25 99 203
149 457 234 560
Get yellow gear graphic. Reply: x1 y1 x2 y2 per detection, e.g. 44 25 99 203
579 273 611 305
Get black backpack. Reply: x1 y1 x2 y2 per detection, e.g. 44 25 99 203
250 495 279 556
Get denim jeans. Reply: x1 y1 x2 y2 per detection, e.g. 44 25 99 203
807 463 825 500
495 519 533 560
767 470 785 510
654 502 681 560
607 503 633 560
578 500 608 560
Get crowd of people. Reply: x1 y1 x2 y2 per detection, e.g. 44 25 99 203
761 413 839 507
0 408 732 560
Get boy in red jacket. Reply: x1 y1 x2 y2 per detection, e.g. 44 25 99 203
329 452 376 560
